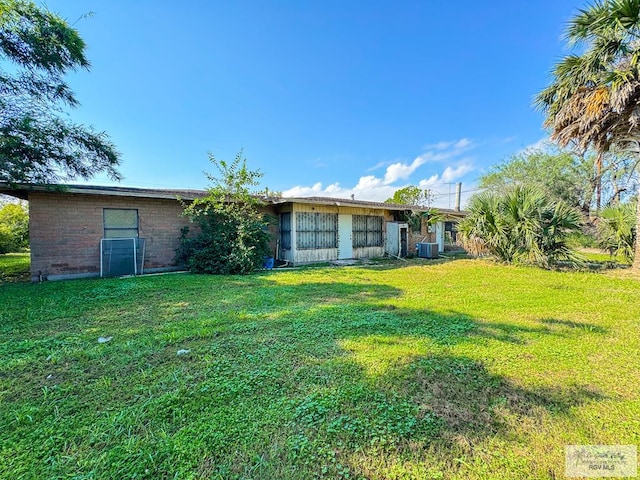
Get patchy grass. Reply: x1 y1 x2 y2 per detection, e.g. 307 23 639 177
0 259 638 479
0 252 30 282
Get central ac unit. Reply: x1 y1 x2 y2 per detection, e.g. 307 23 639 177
416 242 439 259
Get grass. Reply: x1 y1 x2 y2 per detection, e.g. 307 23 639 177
577 248 631 266
0 259 639 479
0 252 30 282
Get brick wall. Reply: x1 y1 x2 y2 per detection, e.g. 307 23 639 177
28 192 192 281
408 217 436 253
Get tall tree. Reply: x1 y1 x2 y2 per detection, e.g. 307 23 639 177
536 0 640 268
480 148 596 214
0 0 120 184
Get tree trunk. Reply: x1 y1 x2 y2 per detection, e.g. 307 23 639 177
634 189 640 270
595 152 603 212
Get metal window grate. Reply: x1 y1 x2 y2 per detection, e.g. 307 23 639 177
279 212 292 250
100 238 145 277
352 215 383 248
296 212 337 249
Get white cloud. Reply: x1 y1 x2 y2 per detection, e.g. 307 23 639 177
366 160 392 172
282 138 477 207
454 138 472 150
281 182 325 197
418 163 474 188
424 137 473 152
354 175 383 190
383 156 428 184
517 137 554 155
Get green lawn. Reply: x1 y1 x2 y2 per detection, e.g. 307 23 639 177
1 259 638 479
578 248 631 265
0 252 30 282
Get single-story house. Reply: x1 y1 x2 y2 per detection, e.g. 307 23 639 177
0 184 466 281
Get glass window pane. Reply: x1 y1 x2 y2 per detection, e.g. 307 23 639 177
104 228 138 238
104 209 138 228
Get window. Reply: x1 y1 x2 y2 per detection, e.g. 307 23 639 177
296 212 337 249
352 215 383 248
103 209 139 238
410 215 422 233
279 212 292 250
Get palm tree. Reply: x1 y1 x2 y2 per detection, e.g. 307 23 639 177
536 0 640 268
598 202 637 261
458 186 583 268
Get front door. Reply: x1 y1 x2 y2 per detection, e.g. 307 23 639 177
338 214 353 259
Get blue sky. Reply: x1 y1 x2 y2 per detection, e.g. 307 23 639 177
48 0 583 207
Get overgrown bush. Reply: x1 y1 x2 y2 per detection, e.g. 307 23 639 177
458 186 583 268
0 202 29 253
566 230 599 249
175 152 271 274
597 202 636 262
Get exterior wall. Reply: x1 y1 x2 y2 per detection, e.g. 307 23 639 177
295 248 338 263
262 204 279 258
407 217 442 255
279 247 295 263
288 203 394 264
407 219 447 255
28 192 191 281
352 246 385 259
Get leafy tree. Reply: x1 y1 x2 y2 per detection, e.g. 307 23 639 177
597 202 637 262
176 151 271 274
0 0 120 184
482 146 639 216
480 148 595 213
458 186 583 268
385 185 438 232
0 201 28 253
384 186 433 207
535 0 640 268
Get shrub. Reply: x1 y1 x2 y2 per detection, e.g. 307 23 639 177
458 186 583 268
0 202 29 253
176 152 272 274
597 202 636 262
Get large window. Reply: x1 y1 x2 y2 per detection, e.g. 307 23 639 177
103 209 139 238
352 215 383 248
296 212 337 249
279 212 292 250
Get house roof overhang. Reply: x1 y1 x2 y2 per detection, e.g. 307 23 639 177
0 183 468 218
0 183 209 201
275 196 468 218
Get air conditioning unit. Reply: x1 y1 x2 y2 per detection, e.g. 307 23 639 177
416 242 439 259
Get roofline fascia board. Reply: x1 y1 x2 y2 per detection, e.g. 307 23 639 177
0 183 468 215
0 183 207 201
